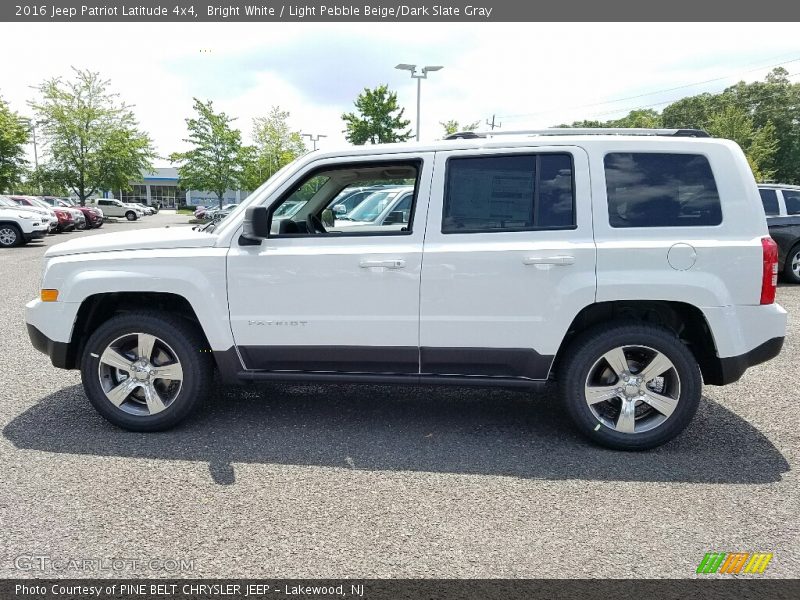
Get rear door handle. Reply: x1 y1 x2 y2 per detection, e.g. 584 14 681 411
522 255 576 266
359 259 406 269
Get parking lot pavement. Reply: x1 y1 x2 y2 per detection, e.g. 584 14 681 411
0 215 797 579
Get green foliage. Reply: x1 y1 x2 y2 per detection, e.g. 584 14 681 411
440 119 480 137
169 98 245 210
565 68 800 183
241 106 306 190
0 96 29 193
342 85 412 145
14 166 71 196
29 68 155 204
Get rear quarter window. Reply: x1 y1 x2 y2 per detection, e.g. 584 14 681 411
782 190 800 215
759 189 780 216
605 152 722 228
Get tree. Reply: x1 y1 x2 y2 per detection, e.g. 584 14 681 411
0 96 29 193
14 166 70 196
29 68 154 204
242 106 306 190
440 119 479 137
169 98 246 210
342 85 412 144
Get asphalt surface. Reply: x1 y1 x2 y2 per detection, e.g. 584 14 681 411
0 211 797 579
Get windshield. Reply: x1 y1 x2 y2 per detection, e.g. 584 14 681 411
0 197 17 208
345 190 403 222
31 199 51 210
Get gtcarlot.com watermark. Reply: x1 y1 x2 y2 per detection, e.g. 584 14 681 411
13 554 195 573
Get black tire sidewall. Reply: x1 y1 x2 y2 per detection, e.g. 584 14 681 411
0 224 21 247
80 312 211 431
560 323 702 450
126 212 137 221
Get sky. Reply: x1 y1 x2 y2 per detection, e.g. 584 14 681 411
1 22 800 166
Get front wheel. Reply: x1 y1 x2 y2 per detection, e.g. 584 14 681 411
80 312 213 431
0 224 22 247
558 322 701 450
125 211 138 221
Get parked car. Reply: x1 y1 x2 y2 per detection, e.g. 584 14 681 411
88 198 144 221
204 203 238 221
333 186 414 230
194 206 207 219
129 202 157 215
8 195 72 232
328 185 387 215
0 196 56 233
211 205 238 222
0 204 48 247
42 197 102 229
26 128 786 451
759 184 800 284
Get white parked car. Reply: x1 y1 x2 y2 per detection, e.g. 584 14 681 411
128 202 157 215
0 205 48 247
332 186 414 231
0 196 56 233
25 128 787 450
88 198 145 221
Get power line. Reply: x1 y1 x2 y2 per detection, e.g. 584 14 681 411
500 53 800 121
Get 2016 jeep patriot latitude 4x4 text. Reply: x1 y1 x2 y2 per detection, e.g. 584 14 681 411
26 129 787 450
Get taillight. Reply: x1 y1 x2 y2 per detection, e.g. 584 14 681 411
761 237 779 305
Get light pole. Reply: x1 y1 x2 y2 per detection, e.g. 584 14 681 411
18 117 42 193
302 133 327 151
395 64 443 141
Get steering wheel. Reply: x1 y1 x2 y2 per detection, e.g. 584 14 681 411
307 213 326 234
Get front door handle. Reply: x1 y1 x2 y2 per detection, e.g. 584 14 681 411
359 259 406 269
522 255 576 266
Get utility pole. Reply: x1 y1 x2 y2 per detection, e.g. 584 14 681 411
302 133 327 151
19 117 42 193
486 115 502 131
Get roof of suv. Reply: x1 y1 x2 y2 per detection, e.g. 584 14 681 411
308 128 724 162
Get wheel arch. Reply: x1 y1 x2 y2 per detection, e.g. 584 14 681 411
64 292 212 369
552 300 725 385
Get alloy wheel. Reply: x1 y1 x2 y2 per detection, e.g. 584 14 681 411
97 332 184 416
584 345 681 434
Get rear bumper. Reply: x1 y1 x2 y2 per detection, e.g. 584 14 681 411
716 336 784 385
27 323 73 369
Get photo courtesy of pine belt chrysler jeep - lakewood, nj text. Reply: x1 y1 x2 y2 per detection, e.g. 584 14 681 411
25 128 787 450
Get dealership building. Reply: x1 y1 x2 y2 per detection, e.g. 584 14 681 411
115 167 249 208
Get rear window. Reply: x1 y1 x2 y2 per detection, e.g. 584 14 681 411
783 190 800 215
759 189 780 216
605 153 722 228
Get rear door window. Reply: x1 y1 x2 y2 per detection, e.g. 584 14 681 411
605 153 722 227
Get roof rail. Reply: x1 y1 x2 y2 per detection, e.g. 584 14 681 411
444 128 711 140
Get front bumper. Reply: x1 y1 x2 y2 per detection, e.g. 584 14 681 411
27 323 74 369
24 229 47 241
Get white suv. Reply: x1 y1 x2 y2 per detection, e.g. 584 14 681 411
88 198 144 221
0 206 48 247
25 129 787 450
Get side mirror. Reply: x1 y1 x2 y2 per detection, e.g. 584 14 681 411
333 204 347 215
240 206 269 245
321 208 335 228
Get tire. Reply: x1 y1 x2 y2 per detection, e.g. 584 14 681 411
80 311 213 431
558 322 701 450
783 244 800 284
0 223 22 247
125 211 137 221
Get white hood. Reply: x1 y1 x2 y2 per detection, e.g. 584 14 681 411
45 226 217 257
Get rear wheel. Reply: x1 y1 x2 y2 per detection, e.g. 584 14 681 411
784 244 800 284
80 312 213 431
125 211 137 221
558 322 701 450
0 224 22 247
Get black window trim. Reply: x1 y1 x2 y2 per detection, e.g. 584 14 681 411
603 150 724 229
441 151 578 235
265 158 424 239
